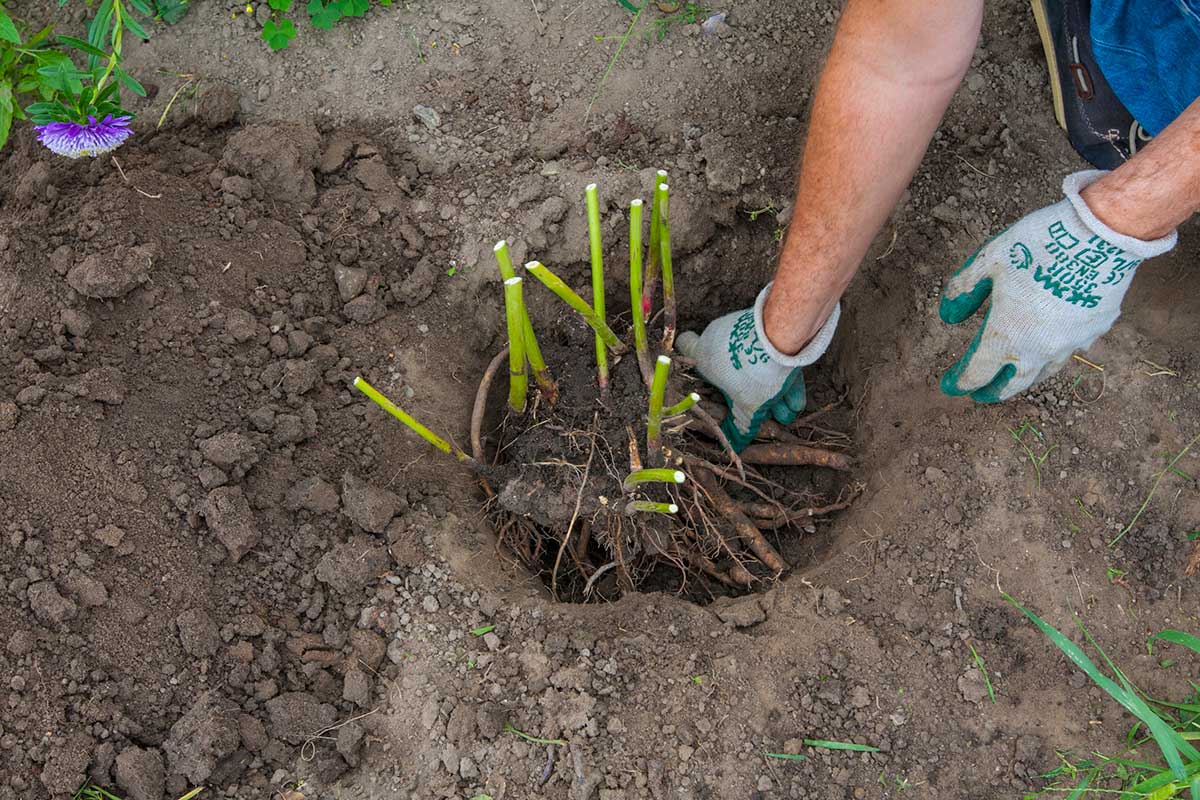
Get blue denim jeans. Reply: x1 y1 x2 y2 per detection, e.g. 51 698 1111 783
1092 0 1200 135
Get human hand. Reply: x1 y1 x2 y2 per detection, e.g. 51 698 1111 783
677 284 840 452
940 170 1177 402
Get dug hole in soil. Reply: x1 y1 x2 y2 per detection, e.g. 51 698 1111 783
2 1 1199 799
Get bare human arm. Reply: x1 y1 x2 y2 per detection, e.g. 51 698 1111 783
762 0 984 354
1081 96 1200 241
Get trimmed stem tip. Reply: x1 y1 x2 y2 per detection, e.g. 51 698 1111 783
625 500 678 515
628 197 652 385
524 261 627 354
353 376 476 466
623 468 686 491
664 392 700 417
642 169 669 323
503 277 529 413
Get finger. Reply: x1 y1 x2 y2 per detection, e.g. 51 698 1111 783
771 373 806 424
675 330 701 359
940 308 1014 396
939 242 996 325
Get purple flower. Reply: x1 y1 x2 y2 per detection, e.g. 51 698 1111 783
34 114 133 159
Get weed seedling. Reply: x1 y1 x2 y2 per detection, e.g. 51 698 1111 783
1009 422 1057 488
1110 430 1200 547
1007 595 1200 798
967 642 996 704
470 625 494 636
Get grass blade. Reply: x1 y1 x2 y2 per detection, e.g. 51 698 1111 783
802 739 880 753
1005 595 1200 781
1148 631 1200 658
1063 767 1095 800
764 752 806 762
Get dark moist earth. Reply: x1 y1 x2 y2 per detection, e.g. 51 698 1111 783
1 1 1199 799
484 317 853 602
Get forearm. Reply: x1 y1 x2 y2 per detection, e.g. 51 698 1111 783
763 0 983 353
1081 97 1200 241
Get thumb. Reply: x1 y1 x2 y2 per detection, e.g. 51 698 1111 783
675 330 702 360
939 241 997 325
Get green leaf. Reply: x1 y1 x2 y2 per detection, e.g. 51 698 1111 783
0 7 20 45
307 0 340 29
87 0 115 70
764 752 806 762
0 82 13 152
469 625 494 636
128 0 154 14
268 0 293 10
1063 768 1095 800
261 18 296 50
1005 595 1200 782
338 0 368 17
1148 631 1200 658
123 13 150 41
57 35 112 60
802 739 880 753
37 59 87 95
115 67 147 97
153 0 189 24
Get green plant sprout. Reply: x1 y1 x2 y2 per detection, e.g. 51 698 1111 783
664 392 700 417
622 468 685 491
625 500 677 515
1 0 175 156
628 197 651 383
588 1 646 119
642 170 669 322
802 739 881 753
470 624 494 636
503 722 567 746
967 642 996 704
744 203 779 222
658 183 677 349
1110 430 1200 547
493 242 557 404
259 0 392 51
73 786 204 800
764 751 807 762
352 376 479 467
650 2 709 41
503 277 529 413
523 261 626 355
585 183 610 392
1007 594 1200 799
646 354 670 457
1009 422 1057 488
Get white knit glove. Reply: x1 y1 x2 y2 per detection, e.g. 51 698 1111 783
677 283 840 451
940 170 1177 402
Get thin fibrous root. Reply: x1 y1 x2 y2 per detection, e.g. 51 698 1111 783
692 467 787 576
742 491 861 530
738 443 853 471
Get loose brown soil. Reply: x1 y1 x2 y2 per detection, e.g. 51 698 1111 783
1 1 1199 799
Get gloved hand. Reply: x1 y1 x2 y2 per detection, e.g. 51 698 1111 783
940 170 1177 402
677 283 840 452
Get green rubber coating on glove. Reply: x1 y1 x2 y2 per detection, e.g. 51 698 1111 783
716 368 806 452
969 363 1016 404
940 306 992 397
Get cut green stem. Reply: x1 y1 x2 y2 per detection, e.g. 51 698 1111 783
664 392 700 417
353 376 477 466
623 468 686 491
647 354 670 459
524 261 627 354
503 277 529 413
496 241 557 403
659 184 677 351
493 240 517 281
628 197 652 385
586 183 609 392
625 500 678 515
642 169 668 322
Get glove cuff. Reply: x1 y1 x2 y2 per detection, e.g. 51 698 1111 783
1063 170 1178 258
752 282 841 368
